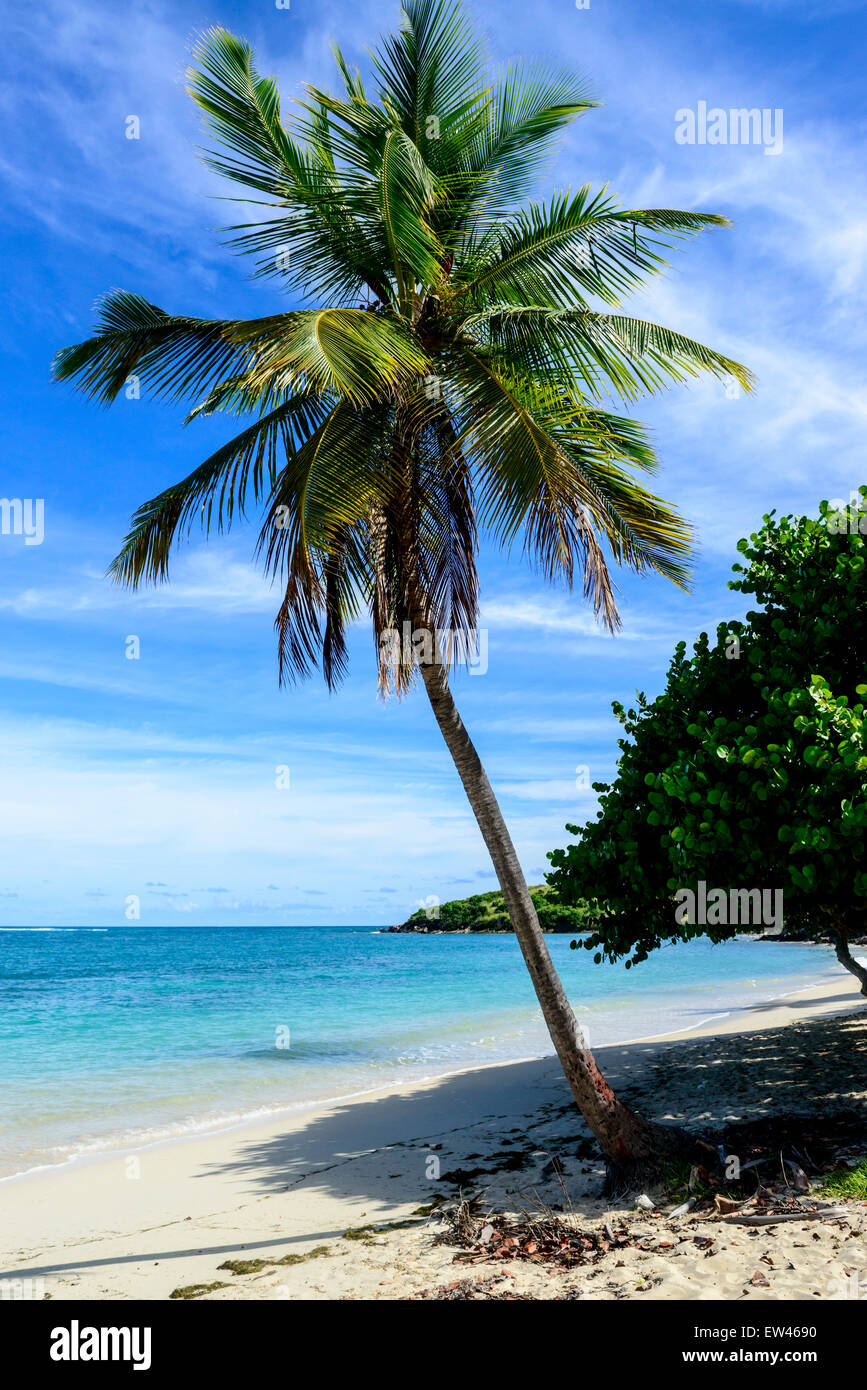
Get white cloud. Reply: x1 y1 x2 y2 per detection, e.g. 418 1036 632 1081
0 550 279 618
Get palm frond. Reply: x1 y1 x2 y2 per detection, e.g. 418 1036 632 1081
450 349 619 627
187 28 300 196
547 409 694 588
457 59 599 218
379 127 444 294
230 307 430 403
457 190 727 307
190 30 394 304
461 306 754 400
261 403 388 684
369 0 487 150
331 44 367 103
53 293 254 404
109 393 328 587
414 410 479 639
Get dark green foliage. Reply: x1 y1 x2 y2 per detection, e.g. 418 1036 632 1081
547 493 867 966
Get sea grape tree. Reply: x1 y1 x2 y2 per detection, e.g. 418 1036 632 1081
547 492 867 993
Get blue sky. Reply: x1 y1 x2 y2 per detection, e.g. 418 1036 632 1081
1 0 865 926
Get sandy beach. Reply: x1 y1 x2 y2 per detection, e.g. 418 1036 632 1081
2 974 865 1302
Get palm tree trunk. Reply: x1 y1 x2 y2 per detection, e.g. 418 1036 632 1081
417 650 690 1187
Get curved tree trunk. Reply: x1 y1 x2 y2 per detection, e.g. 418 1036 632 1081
417 651 692 1188
832 930 867 996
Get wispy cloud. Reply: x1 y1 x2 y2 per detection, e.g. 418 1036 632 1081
0 549 280 618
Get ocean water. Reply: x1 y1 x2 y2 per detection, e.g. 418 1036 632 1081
0 926 841 1181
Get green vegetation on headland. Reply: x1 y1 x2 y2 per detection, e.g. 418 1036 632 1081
387 885 596 933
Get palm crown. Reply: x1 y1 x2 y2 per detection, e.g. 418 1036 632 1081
54 0 752 693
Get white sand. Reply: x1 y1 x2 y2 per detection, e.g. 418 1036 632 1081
1 974 864 1301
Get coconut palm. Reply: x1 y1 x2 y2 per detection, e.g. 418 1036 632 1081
54 1 752 1184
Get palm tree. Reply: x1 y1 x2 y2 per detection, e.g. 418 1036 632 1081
54 1 752 1186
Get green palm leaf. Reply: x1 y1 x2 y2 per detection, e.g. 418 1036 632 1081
232 307 431 403
187 28 300 196
457 59 599 217
52 293 253 404
458 189 728 307
109 393 328 587
461 306 754 400
370 0 487 151
449 349 620 625
54 297 428 409
378 127 444 296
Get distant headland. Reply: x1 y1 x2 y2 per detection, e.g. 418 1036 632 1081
384 885 593 933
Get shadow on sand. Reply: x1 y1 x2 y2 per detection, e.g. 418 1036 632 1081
195 992 867 1203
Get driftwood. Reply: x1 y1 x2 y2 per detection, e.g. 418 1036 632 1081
720 1204 851 1227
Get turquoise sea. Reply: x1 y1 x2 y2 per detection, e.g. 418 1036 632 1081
0 926 841 1181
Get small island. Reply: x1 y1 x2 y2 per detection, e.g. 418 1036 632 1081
385 885 593 933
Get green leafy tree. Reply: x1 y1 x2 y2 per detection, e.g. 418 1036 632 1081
53 1 751 1181
548 493 867 995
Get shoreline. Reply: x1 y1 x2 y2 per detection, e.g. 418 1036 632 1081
1 972 864 1301
0 956 843 1189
